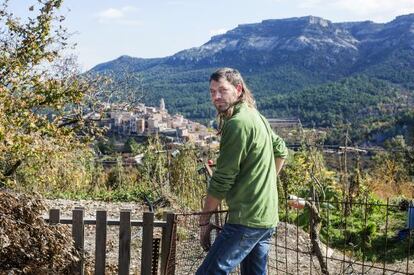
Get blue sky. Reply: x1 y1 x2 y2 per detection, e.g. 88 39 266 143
11 0 414 70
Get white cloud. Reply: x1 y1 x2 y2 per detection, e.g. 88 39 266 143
96 6 141 26
97 8 124 20
209 28 228 36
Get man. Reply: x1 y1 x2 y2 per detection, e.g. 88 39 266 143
196 68 288 275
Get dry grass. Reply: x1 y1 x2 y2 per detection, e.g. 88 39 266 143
0 190 81 274
368 181 414 200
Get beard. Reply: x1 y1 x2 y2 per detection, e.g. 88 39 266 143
214 102 231 113
214 99 241 118
213 96 239 113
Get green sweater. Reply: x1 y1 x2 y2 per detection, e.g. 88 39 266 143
208 102 288 228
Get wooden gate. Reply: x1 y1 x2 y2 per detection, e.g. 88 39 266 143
45 208 177 275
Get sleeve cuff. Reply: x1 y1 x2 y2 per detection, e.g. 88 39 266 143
207 187 226 200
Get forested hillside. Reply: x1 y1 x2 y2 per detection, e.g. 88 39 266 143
90 15 414 144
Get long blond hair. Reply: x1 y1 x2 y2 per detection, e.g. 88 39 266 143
210 68 256 133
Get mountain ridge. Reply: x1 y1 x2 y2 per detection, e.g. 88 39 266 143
91 13 414 73
89 14 414 144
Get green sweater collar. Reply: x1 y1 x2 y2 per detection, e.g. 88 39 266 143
223 102 245 121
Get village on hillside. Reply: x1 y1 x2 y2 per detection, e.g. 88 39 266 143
96 98 217 149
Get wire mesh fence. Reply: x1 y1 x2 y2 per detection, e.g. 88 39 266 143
172 198 414 275
274 199 414 275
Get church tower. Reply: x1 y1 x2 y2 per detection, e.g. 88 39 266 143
160 98 165 111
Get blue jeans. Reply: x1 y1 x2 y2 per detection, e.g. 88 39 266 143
196 223 275 275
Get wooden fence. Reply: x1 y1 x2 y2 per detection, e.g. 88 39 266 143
45 208 177 275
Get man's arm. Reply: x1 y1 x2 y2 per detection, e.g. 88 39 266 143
271 127 288 174
199 194 222 251
275 157 285 175
208 120 247 201
199 194 222 225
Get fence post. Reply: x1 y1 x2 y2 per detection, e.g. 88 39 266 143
95 210 107 275
141 212 154 275
72 208 85 275
49 208 60 225
118 209 132 275
160 212 177 275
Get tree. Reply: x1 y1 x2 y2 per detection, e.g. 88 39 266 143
0 0 98 188
124 137 141 154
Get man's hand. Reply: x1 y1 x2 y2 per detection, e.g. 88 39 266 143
199 194 221 251
199 223 213 251
199 222 223 251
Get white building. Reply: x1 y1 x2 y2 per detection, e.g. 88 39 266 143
160 98 165 111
